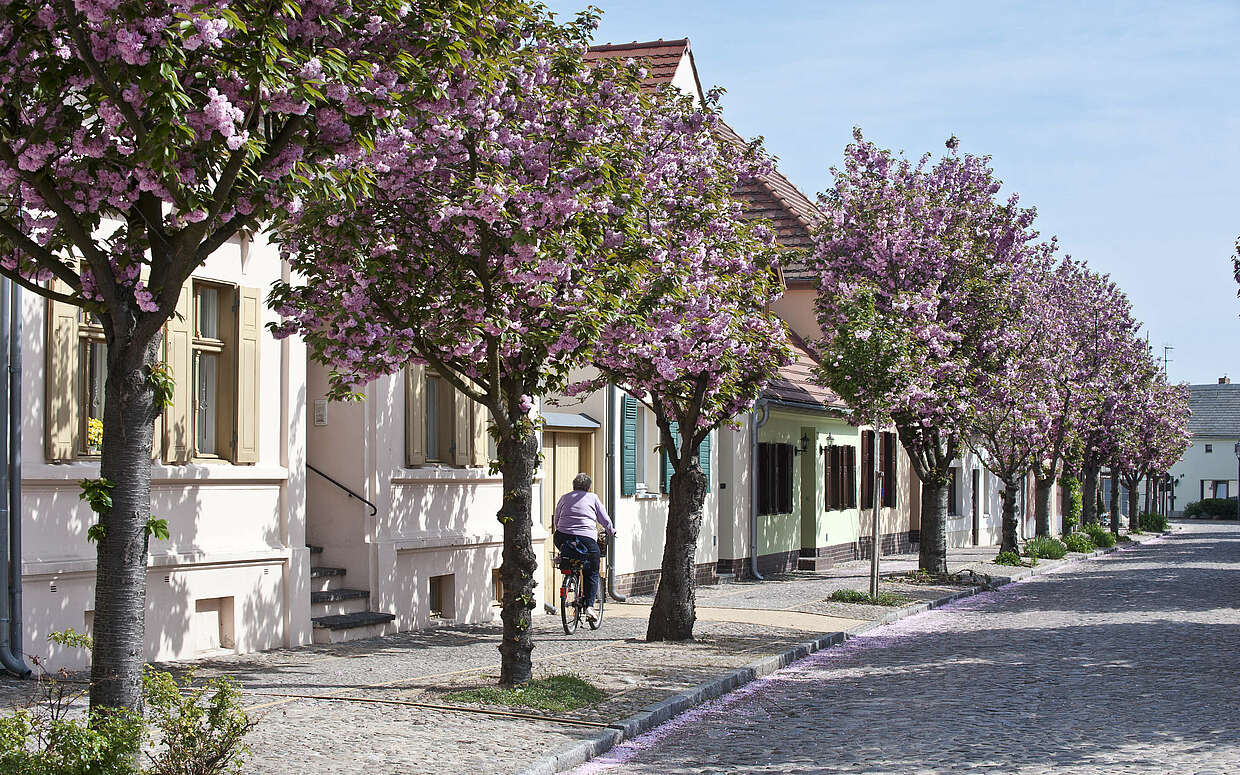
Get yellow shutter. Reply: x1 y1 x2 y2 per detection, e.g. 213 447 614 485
163 284 193 463
453 386 471 467
404 365 426 466
233 286 261 464
471 400 489 468
44 289 79 462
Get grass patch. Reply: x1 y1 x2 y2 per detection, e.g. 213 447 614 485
995 550 1036 567
1024 535 1068 560
829 588 910 606
1083 522 1117 548
443 674 605 713
1063 532 1095 553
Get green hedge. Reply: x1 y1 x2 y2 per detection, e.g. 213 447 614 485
1138 512 1170 532
1084 522 1116 548
1184 498 1238 519
1063 532 1095 553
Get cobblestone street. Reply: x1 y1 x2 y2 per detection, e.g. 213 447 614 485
569 522 1240 775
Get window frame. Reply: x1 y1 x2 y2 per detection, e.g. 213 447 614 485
190 280 237 462
76 312 107 457
423 373 456 464
880 431 898 507
757 442 794 516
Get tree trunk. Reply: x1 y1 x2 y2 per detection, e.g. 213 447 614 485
1033 475 1053 537
1127 478 1141 532
1000 480 1020 555
1081 464 1100 525
918 478 949 574
1109 467 1121 535
646 466 707 642
496 432 539 686
90 335 161 715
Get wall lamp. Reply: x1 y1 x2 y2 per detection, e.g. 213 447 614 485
818 432 834 455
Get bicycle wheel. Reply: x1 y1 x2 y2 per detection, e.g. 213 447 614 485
589 574 604 630
560 571 580 635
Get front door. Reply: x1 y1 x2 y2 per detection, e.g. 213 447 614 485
540 430 595 606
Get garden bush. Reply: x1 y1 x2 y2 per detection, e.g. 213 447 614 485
1063 532 1095 553
1024 535 1068 560
1139 512 1170 532
1084 522 1116 548
1060 476 1082 533
1183 498 1237 519
994 550 1025 566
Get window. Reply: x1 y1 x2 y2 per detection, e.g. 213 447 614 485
825 445 857 511
880 432 898 507
860 431 875 509
757 442 794 515
491 569 504 607
405 365 486 467
1211 480 1229 500
1204 444 1213 453
947 468 959 516
77 312 106 456
634 406 647 489
428 574 455 619
191 283 235 458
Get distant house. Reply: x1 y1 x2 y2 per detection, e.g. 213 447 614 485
1168 378 1240 513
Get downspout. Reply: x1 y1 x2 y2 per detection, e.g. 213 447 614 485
749 400 771 581
606 384 625 602
0 280 29 676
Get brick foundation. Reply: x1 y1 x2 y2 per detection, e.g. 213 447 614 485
716 530 921 578
612 561 718 598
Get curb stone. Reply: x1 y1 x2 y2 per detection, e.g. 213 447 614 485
514 534 1162 775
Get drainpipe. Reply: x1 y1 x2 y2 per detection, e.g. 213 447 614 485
606 384 625 602
0 280 29 677
749 400 771 581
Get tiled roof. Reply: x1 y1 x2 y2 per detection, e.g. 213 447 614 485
584 39 695 92
714 121 820 281
762 330 847 412
1187 384 1240 436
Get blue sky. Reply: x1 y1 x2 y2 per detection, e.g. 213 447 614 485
544 0 1240 385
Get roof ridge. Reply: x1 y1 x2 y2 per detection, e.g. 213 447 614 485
588 38 689 53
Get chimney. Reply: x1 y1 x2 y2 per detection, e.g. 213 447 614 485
1220 376 1231 384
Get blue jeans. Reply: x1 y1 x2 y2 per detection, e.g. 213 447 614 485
554 531 601 608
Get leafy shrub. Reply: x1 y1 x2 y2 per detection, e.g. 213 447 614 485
1139 512 1169 532
1024 536 1068 560
1060 476 1082 533
1084 522 1116 548
3 633 256 775
1183 498 1237 519
828 588 909 606
1063 532 1095 553
994 550 1024 566
143 669 256 775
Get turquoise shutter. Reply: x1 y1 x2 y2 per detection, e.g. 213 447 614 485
661 420 680 494
621 395 638 496
697 431 712 488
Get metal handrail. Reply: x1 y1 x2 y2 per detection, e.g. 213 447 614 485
307 463 378 516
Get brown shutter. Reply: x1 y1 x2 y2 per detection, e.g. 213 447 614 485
45 287 79 461
452 386 471 467
861 431 874 508
404 365 426 466
846 447 857 508
163 285 193 463
233 286 261 464
470 399 490 467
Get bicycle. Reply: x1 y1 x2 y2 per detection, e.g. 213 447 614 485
558 535 607 635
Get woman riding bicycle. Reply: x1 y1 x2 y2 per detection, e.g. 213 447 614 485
553 473 615 625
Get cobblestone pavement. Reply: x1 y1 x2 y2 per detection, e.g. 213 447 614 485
567 522 1239 775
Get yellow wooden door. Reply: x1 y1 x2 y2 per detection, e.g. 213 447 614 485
541 431 593 606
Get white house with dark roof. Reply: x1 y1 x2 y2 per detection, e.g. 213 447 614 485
1167 378 1240 513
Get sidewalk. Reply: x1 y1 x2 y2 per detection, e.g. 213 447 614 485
0 532 1166 774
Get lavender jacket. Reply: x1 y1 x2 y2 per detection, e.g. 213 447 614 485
552 490 615 540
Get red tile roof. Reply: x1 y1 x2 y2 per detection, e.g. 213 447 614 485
714 121 820 282
585 39 698 93
762 330 848 411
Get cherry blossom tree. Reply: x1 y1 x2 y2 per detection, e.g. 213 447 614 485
811 131 1040 574
0 0 506 713
1029 259 1140 535
1114 370 1190 530
970 248 1059 554
572 88 791 642
270 14 652 685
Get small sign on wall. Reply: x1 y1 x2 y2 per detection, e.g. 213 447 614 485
313 399 328 427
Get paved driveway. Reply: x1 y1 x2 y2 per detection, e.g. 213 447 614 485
569 522 1240 775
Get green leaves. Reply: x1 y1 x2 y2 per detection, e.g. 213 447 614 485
144 518 171 543
147 362 176 410
77 477 114 515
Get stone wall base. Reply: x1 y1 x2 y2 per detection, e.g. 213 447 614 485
611 561 718 598
716 530 921 579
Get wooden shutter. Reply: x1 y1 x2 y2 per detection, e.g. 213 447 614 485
778 444 793 514
861 431 874 508
452 387 471 467
233 286 261 464
845 447 857 508
45 288 79 461
163 284 193 463
823 446 835 511
756 442 770 516
661 420 679 494
882 432 897 507
697 431 712 489
470 399 489 467
404 365 426 466
620 395 637 495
